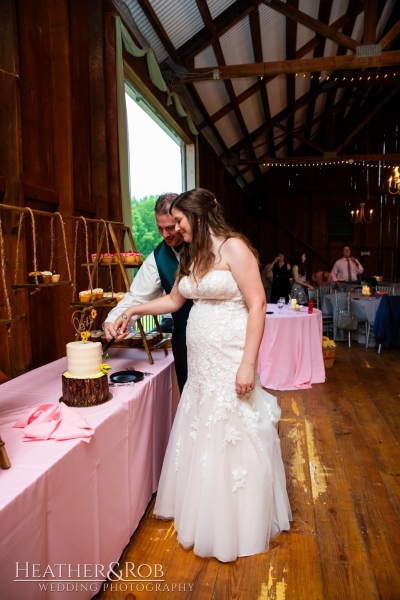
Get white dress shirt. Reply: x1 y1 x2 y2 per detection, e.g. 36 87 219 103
331 257 364 282
105 245 180 325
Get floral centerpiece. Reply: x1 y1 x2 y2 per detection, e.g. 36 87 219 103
322 336 336 368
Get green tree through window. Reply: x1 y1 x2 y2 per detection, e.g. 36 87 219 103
131 195 163 259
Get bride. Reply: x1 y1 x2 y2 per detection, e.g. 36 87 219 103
113 188 291 562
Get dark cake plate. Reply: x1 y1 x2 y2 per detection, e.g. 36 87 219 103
109 370 144 384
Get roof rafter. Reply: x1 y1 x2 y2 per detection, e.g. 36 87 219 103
248 3 276 157
260 0 359 52
335 84 400 153
180 50 400 80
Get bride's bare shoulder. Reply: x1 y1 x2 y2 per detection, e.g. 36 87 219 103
221 236 252 256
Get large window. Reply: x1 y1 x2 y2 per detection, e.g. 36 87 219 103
125 83 194 259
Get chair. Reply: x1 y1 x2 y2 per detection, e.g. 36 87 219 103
318 285 334 337
334 291 353 347
373 295 400 353
352 303 371 348
376 286 394 295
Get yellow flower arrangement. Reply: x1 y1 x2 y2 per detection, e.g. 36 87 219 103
322 336 336 348
91 309 97 320
100 363 112 376
80 330 90 343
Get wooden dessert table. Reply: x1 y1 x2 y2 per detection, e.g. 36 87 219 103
0 348 179 600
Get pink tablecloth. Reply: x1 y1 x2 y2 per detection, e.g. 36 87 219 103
258 304 325 390
0 347 179 600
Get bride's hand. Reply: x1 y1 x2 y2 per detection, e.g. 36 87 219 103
236 363 255 396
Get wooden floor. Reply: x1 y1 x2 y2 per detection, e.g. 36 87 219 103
97 344 400 600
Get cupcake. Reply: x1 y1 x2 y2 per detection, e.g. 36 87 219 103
51 270 60 283
133 252 143 265
101 253 113 264
116 292 125 303
41 270 52 284
79 290 91 303
123 252 135 264
28 271 43 284
93 287 104 300
112 253 119 263
90 329 103 343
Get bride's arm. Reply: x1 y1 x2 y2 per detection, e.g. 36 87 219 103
223 238 266 396
113 282 186 340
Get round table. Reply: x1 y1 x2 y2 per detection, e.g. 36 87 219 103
257 304 325 391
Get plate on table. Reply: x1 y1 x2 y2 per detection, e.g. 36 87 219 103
109 370 144 383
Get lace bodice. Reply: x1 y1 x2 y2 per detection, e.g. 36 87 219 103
178 269 246 305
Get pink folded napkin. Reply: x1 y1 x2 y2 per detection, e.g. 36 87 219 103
13 403 94 442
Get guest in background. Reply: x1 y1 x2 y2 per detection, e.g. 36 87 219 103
292 251 313 305
312 270 334 287
331 245 364 292
260 264 273 302
267 252 292 303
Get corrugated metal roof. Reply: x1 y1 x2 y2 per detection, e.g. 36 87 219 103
193 80 230 116
240 92 265 134
313 91 327 120
259 4 286 63
220 16 254 65
231 77 258 97
201 126 225 157
149 0 204 49
296 22 315 52
121 0 168 63
206 0 236 21
329 0 349 25
324 38 339 60
377 0 396 39
214 111 244 148
294 104 308 129
351 10 364 43
219 16 256 96
194 44 217 69
267 76 287 119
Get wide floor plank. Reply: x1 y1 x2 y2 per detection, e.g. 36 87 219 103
96 345 400 600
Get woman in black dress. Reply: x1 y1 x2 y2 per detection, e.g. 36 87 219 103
266 252 292 303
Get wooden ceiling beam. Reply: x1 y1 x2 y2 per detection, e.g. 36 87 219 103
335 84 400 153
379 20 400 51
260 0 359 52
226 152 400 165
363 0 378 45
303 0 333 144
178 0 260 64
249 4 276 157
285 0 298 156
195 0 260 178
180 50 400 81
135 0 180 62
274 122 326 154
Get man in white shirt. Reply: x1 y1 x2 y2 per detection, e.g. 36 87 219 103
331 245 364 291
103 193 192 392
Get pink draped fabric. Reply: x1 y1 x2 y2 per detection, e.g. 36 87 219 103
258 304 325 390
0 348 179 600
14 402 94 442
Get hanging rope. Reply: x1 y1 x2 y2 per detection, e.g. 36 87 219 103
101 220 114 295
80 216 93 292
54 212 72 282
95 223 99 289
72 220 79 302
0 213 13 323
26 207 38 284
14 212 25 285
49 217 54 272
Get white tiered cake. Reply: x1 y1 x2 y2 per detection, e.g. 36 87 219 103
62 341 110 407
66 341 103 378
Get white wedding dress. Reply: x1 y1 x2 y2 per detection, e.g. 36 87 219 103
154 270 292 562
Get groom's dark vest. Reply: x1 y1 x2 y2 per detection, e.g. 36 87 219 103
153 241 192 342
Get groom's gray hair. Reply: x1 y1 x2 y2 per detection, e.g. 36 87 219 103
155 193 179 215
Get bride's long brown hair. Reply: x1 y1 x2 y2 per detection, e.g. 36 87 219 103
170 188 258 282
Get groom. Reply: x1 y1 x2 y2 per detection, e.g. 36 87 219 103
103 193 192 393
